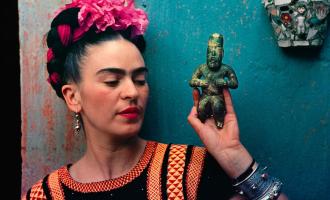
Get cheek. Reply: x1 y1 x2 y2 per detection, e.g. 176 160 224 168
81 86 116 110
140 86 149 104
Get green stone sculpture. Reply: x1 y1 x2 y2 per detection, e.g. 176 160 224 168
189 33 238 128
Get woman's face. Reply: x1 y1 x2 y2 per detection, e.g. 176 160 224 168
77 38 149 138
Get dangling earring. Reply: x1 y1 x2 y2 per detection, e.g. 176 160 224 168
73 112 81 135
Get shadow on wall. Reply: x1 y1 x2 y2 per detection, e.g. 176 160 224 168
281 46 322 59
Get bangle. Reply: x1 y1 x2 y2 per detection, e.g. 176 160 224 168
233 165 283 200
232 158 256 185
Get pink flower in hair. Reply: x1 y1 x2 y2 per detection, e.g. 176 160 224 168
56 0 149 38
130 8 148 37
47 48 54 62
47 72 61 85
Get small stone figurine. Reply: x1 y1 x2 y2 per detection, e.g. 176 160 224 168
189 33 238 128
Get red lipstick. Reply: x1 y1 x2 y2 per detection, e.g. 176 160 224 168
118 107 141 120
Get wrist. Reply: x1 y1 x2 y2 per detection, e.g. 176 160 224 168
233 163 283 200
232 158 257 185
213 144 253 178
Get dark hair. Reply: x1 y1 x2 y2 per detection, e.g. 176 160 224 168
46 8 146 99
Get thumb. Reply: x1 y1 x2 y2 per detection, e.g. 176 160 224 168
188 89 203 133
193 88 200 107
187 106 202 133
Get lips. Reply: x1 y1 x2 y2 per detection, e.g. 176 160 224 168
118 107 141 120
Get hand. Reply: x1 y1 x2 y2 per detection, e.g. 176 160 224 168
188 88 240 155
200 81 209 88
188 88 252 178
216 79 228 87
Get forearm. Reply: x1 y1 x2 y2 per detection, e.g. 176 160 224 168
212 143 253 178
189 66 206 87
189 78 207 87
228 79 238 89
227 74 238 89
215 78 237 89
225 69 238 89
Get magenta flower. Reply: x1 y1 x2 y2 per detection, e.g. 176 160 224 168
47 48 54 63
55 0 149 38
47 72 61 85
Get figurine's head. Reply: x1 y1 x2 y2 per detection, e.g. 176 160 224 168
297 3 307 15
207 33 224 71
263 0 330 47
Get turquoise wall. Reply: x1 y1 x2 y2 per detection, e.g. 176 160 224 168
140 0 330 199
20 0 329 199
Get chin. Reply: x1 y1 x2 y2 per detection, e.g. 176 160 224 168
114 122 142 138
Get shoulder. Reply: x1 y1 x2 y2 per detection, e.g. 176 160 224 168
23 166 67 200
200 64 208 70
222 64 234 71
23 179 47 200
193 64 207 71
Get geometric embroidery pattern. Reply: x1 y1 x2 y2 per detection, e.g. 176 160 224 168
147 143 168 200
59 141 156 193
48 170 65 200
28 179 46 200
166 144 187 200
186 146 206 200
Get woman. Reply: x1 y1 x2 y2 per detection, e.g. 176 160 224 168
24 0 287 199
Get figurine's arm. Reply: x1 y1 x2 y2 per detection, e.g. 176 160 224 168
215 79 227 87
189 65 208 88
224 65 238 89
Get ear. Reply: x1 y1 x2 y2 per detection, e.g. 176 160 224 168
62 84 82 113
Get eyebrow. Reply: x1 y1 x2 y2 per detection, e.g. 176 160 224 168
96 67 148 76
132 67 148 77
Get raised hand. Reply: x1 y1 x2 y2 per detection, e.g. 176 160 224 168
187 88 252 178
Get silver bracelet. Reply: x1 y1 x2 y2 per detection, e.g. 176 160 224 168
233 163 283 200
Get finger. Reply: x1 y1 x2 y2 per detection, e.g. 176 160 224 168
187 106 202 133
223 89 235 114
188 104 198 116
192 88 200 107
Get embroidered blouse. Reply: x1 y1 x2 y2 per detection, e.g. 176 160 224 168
24 141 235 200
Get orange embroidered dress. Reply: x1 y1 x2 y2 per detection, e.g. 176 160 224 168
24 141 234 200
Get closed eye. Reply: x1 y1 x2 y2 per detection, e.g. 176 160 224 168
105 80 119 87
134 80 146 86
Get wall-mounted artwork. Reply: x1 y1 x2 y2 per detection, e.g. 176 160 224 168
263 0 330 47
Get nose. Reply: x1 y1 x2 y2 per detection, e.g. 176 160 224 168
120 79 139 100
212 51 216 56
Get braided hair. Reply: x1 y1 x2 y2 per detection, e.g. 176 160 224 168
46 8 146 99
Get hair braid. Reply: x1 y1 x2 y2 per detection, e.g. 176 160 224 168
46 8 80 98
